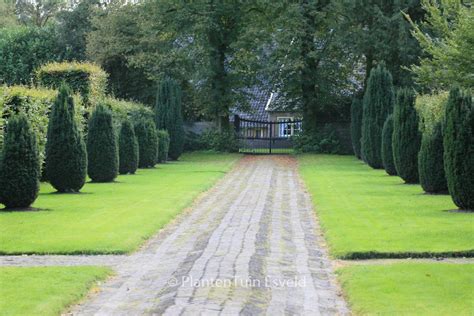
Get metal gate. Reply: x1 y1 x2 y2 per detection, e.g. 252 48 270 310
234 115 303 154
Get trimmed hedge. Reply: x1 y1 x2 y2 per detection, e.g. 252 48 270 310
350 98 363 159
87 103 118 182
443 87 473 210
418 123 447 193
361 64 395 169
45 84 87 192
119 119 139 175
381 115 397 176
0 113 40 208
392 88 421 184
157 129 170 163
155 78 185 160
36 62 107 105
104 97 154 133
134 119 158 168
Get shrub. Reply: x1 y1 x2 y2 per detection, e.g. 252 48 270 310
87 103 118 182
184 131 209 152
381 115 397 176
119 119 139 175
45 84 87 192
293 128 341 154
0 113 40 208
0 85 84 167
443 87 473 210
157 130 170 163
361 63 395 168
418 123 447 193
155 78 185 160
134 119 158 168
104 97 154 133
350 98 363 159
36 62 107 105
392 88 421 183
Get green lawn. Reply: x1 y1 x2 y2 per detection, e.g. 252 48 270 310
337 263 474 315
0 152 240 255
0 266 111 316
298 155 474 259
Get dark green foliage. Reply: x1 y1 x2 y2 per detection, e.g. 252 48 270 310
87 104 118 182
443 87 474 210
418 123 447 193
0 113 40 208
293 129 341 154
157 130 170 163
381 115 397 176
155 78 185 160
361 64 395 168
350 98 363 158
134 119 158 168
392 88 421 183
119 120 139 174
45 84 87 193
201 129 240 153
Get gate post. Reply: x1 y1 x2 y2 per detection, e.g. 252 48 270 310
234 115 240 133
269 121 273 154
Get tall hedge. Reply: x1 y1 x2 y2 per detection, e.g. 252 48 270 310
155 78 185 160
0 113 40 208
157 129 170 163
87 104 118 182
135 119 158 168
119 119 139 175
45 84 87 193
392 88 421 183
443 87 473 210
418 123 447 193
361 64 394 168
350 98 363 159
381 115 397 176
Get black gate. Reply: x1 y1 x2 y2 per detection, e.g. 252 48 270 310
234 115 303 154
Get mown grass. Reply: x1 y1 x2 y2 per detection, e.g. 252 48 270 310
0 266 111 316
298 155 473 259
337 263 474 315
0 152 240 254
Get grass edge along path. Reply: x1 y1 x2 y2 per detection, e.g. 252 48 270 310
336 263 474 315
0 266 111 316
298 154 474 259
0 152 241 255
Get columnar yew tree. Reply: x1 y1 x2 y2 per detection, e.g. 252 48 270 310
443 87 473 210
119 119 139 175
155 78 184 160
87 103 118 182
418 123 447 193
157 129 170 163
350 98 363 159
45 84 87 193
381 114 397 176
392 88 421 183
0 113 40 208
361 64 394 168
135 119 158 168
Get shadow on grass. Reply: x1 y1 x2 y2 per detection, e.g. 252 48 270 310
443 209 474 214
0 207 50 212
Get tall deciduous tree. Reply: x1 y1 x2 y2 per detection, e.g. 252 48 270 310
0 113 40 208
361 63 394 169
45 84 87 193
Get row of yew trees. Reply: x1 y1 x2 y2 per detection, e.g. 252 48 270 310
351 64 473 211
0 78 184 209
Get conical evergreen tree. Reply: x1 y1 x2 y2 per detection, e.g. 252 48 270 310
155 78 184 160
443 87 473 210
0 113 40 208
87 103 118 182
392 88 421 183
350 98 363 159
381 114 397 176
45 84 87 192
119 119 139 174
361 63 395 168
157 129 170 163
418 123 447 193
135 119 159 168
